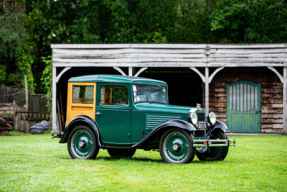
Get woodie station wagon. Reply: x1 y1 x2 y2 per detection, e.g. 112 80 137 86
53 75 236 164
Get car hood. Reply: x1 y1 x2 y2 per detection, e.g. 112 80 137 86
134 103 197 114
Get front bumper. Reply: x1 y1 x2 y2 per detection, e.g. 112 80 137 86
193 139 236 147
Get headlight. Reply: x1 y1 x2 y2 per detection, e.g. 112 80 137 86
190 112 198 125
208 112 216 125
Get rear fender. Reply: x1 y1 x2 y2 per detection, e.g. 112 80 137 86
132 119 196 148
59 115 103 147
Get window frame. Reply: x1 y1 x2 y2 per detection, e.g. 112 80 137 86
97 83 132 108
132 83 168 104
100 85 129 106
72 85 95 104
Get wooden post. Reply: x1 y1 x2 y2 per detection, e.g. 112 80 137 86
283 67 287 134
52 67 57 132
128 67 133 76
13 100 16 131
205 67 209 116
25 75 28 111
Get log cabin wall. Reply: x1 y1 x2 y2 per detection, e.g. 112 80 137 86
209 67 283 133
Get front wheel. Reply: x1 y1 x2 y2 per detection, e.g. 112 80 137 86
107 148 136 158
159 128 195 164
196 129 229 161
67 125 99 159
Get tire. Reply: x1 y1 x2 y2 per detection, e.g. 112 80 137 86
107 148 136 158
67 125 99 159
159 128 195 164
196 129 229 161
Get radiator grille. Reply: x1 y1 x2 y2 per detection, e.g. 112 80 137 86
197 113 205 121
194 131 205 137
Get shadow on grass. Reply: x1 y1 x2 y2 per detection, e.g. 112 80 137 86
97 156 164 163
60 155 231 164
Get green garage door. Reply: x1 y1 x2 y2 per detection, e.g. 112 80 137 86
226 81 261 133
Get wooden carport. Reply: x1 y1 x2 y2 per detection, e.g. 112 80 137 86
51 44 287 134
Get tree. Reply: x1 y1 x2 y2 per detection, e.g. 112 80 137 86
210 0 287 43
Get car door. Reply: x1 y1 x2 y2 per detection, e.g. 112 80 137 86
96 83 131 145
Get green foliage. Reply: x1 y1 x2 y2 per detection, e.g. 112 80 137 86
0 2 34 91
0 0 286 93
41 56 52 111
3 112 13 116
210 0 287 43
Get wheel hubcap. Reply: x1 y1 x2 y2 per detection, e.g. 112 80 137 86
163 132 190 163
79 140 86 148
71 130 93 158
172 143 180 151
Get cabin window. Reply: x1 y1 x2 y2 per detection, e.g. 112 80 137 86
72 85 94 104
100 86 129 105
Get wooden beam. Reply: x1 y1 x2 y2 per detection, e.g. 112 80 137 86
53 62 287 67
51 43 286 49
113 67 127 76
189 67 206 83
208 67 224 83
52 67 57 132
128 67 133 76
134 67 148 77
56 67 71 83
205 67 209 116
267 67 284 83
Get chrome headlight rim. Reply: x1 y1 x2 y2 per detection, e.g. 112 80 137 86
189 112 198 125
208 112 216 125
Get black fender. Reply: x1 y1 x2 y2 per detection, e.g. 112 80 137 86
206 120 229 139
59 115 103 147
132 119 196 148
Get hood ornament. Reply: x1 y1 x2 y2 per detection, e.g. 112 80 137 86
196 103 202 111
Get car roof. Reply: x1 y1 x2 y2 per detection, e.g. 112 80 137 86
68 75 167 85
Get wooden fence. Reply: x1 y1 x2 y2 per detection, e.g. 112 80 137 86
0 85 49 112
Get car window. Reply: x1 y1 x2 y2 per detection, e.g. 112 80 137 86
100 86 129 106
72 85 94 104
133 84 167 104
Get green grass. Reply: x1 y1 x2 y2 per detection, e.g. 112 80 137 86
2 112 13 116
0 134 287 191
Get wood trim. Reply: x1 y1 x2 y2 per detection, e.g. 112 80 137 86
66 82 96 125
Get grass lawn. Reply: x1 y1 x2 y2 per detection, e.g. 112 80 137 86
0 133 287 191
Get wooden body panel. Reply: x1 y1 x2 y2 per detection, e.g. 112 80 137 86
66 82 96 125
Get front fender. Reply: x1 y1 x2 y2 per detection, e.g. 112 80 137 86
132 119 196 148
213 120 229 130
206 120 229 139
59 115 103 147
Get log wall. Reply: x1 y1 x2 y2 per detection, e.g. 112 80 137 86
209 67 283 133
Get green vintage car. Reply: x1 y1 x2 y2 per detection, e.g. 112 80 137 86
54 75 235 164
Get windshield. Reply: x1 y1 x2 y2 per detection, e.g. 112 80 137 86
132 84 167 104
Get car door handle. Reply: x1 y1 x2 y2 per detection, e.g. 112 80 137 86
96 112 102 115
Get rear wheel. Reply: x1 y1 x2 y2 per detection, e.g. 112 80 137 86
107 148 136 158
68 125 99 159
159 128 195 164
196 129 229 161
